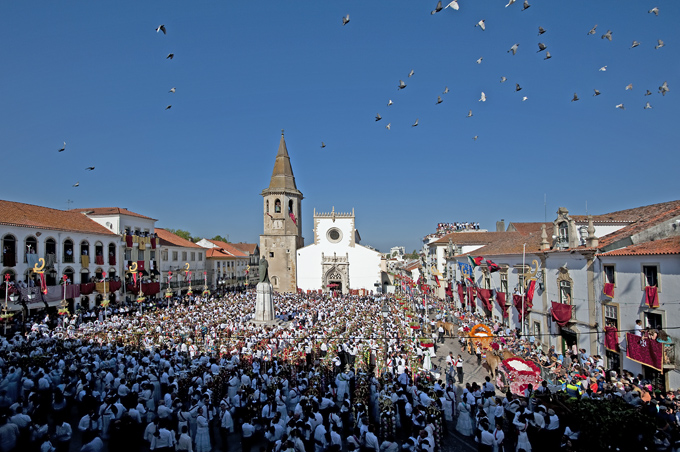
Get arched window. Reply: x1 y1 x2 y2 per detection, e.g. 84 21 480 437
80 241 89 257
63 267 75 285
95 268 104 280
288 199 294 214
46 269 57 286
108 268 116 280
559 280 572 304
1 269 15 282
45 238 57 268
558 222 569 247
274 199 281 213
108 243 116 265
80 268 90 284
2 234 17 267
266 200 270 214
25 236 38 263
95 241 104 265
63 239 74 263
271 276 279 287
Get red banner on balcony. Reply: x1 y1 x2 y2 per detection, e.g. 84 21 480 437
109 252 116 265
445 282 452 297
457 283 465 307
645 286 659 308
80 283 95 295
605 326 620 352
150 237 156 249
495 292 508 318
551 301 573 327
626 332 663 372
95 255 104 265
477 288 493 312
125 235 133 248
603 282 615 298
467 286 477 309
513 294 529 321
108 281 121 292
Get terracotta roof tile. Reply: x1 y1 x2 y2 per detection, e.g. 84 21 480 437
70 207 157 221
598 204 680 248
230 243 258 255
206 248 237 259
206 240 248 257
155 228 203 248
0 200 116 236
599 236 680 257
432 231 512 245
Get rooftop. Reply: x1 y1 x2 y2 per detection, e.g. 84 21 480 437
155 228 203 248
599 236 680 257
70 207 156 221
0 200 116 236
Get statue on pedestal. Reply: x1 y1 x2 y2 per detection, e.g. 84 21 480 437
259 257 270 284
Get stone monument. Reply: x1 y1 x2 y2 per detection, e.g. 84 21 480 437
254 257 275 323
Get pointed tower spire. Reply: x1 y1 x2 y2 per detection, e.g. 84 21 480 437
268 131 299 193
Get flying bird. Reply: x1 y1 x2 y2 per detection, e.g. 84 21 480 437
412 119 419 127
398 80 407 90
599 66 607 72
644 102 652 109
408 69 415 78
156 24 166 34
73 182 79 187
443 86 450 94
166 53 174 59
342 14 350 25
515 83 522 92
476 57 483 64
537 43 547 52
466 110 473 117
544 51 552 60
593 89 601 96
571 93 579 102
500 76 507 83
508 43 519 55
649 7 659 16
631 41 640 49
436 96 443 104
58 142 66 152
522 1 530 10
385 123 391 130
165 105 172 110
431 1 443 14
588 25 598 35
522 96 528 101
321 142 326 148
601 30 612 41
375 113 382 121
505 0 516 7
475 20 485 31
445 1 459 10
169 87 176 93
473 136 478 140
538 27 546 35
387 99 393 106
625 83 633 91
85 166 95 171
615 104 625 110
659 81 669 96
655 40 664 49
645 90 652 96
479 92 486 102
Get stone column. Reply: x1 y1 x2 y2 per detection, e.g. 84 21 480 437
254 282 274 323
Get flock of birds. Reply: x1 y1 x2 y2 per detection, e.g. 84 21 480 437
63 24 175 188
320 1 671 147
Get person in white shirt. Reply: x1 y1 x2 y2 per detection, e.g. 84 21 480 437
363 425 380 452
176 425 193 452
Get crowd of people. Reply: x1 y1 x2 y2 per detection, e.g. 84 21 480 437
0 291 677 452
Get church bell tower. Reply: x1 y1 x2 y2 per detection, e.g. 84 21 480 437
259 131 304 293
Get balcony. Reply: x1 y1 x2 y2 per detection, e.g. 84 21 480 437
663 342 676 369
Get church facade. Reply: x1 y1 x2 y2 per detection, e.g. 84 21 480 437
297 207 382 294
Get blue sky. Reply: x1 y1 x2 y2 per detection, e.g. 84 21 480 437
1 1 677 253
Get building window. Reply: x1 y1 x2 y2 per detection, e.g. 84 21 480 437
327 228 342 244
124 249 132 261
643 265 658 288
150 250 156 260
137 249 145 261
63 239 74 263
288 199 294 214
604 264 615 285
559 280 572 304
266 200 269 214
604 304 618 329
533 321 541 338
483 273 491 290
182 251 187 261
644 311 663 330
161 250 168 261
24 236 38 263
558 221 569 248
500 273 509 299
191 252 195 261
198 253 203 261
274 199 281 213
269 252 274 258
172 251 178 261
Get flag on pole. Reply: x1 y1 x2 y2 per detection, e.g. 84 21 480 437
486 259 500 273
434 275 441 287
469 256 483 268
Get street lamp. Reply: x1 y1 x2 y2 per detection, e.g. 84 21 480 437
381 302 389 375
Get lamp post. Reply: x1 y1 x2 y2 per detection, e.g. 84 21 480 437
381 302 389 375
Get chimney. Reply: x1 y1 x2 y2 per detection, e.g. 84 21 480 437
496 219 505 232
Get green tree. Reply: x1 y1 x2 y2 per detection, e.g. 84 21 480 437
167 229 193 241
212 235 229 243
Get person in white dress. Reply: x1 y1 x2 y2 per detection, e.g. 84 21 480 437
513 414 532 452
194 407 211 452
456 401 474 436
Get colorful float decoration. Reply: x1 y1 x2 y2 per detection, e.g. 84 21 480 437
496 357 542 395
469 323 495 349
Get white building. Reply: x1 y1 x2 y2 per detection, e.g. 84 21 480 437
195 239 250 289
297 207 382 294
156 228 206 293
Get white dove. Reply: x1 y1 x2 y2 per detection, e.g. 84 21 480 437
644 102 652 109
649 7 659 16
508 43 519 55
387 99 393 106
386 123 391 130
412 119 419 127
445 1 459 10
655 40 664 49
479 92 486 102
476 57 483 64
599 66 607 72
408 69 414 78
505 0 516 7
615 104 625 110
342 14 350 26
475 20 485 31
466 110 473 117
